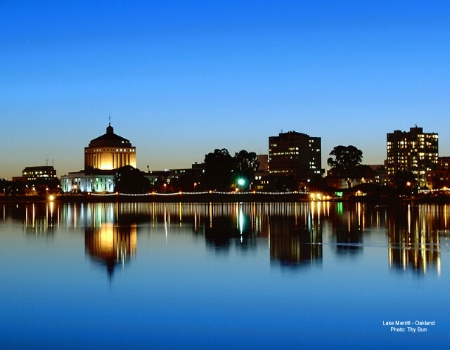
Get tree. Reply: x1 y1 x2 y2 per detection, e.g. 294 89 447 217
0 178 11 195
202 148 260 191
202 149 234 191
327 145 363 188
393 170 417 195
114 166 151 194
233 150 259 190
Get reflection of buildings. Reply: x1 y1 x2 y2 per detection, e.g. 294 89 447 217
58 203 138 277
204 203 258 250
85 223 137 278
22 202 58 235
269 202 323 267
386 126 438 188
61 123 136 193
388 205 441 275
331 202 364 254
4 201 447 276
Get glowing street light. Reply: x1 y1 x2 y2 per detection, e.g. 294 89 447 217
236 178 247 190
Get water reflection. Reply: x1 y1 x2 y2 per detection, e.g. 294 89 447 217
205 203 258 251
387 204 442 275
85 223 137 278
330 202 364 255
60 203 139 277
269 202 322 267
1 202 59 235
1 201 450 275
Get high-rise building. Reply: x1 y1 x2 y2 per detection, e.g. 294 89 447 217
268 131 322 180
386 126 438 187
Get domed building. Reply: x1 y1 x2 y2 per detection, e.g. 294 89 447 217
61 123 137 193
85 123 136 170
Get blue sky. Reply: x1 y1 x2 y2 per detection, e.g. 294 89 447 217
1 0 450 179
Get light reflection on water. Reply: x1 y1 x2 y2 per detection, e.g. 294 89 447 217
2 201 449 275
1 201 450 349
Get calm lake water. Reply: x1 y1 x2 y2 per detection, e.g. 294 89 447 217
1 201 450 349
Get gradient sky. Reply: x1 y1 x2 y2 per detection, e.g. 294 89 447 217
1 0 450 179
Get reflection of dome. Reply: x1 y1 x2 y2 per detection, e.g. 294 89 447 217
85 223 137 278
84 124 136 170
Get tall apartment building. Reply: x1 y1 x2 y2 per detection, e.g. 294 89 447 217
386 126 438 188
269 131 322 180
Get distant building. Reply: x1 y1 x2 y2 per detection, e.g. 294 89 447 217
386 126 438 188
61 123 136 193
426 156 450 189
143 163 204 192
85 123 136 170
268 131 322 184
368 164 386 184
256 154 269 173
439 156 450 170
326 164 386 190
253 154 269 190
12 165 59 194
20 166 57 182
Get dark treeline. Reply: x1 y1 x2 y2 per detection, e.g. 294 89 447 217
114 148 259 194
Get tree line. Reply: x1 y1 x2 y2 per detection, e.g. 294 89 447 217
114 149 259 194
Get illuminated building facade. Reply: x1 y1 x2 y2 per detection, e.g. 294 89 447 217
22 166 57 181
12 165 59 194
85 123 136 170
60 170 115 193
426 156 450 189
268 131 322 180
439 156 450 170
61 123 136 193
386 126 438 188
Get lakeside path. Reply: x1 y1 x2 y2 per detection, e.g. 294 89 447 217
2 192 450 203
60 192 312 203
0 192 310 203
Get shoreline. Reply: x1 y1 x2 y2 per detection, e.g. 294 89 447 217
0 192 310 203
1 192 450 203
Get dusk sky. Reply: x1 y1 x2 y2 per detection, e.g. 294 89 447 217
1 0 450 179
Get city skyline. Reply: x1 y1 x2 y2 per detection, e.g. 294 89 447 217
2 1 450 179
3 122 447 181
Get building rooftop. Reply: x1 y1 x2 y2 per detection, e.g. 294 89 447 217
88 124 132 148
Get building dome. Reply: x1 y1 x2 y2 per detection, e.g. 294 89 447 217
88 124 132 148
84 124 136 170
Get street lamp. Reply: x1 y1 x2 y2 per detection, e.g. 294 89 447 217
236 177 247 191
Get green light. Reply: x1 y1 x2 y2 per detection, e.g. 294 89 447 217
237 178 246 187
